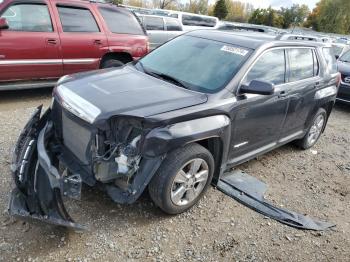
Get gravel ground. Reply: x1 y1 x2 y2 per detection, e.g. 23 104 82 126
0 89 349 262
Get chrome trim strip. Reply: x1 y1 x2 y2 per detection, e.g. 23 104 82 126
230 142 276 164
0 59 62 65
234 141 248 148
279 130 303 143
336 97 350 103
63 58 98 65
340 80 350 87
0 58 98 65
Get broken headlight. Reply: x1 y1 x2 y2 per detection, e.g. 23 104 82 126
93 117 144 183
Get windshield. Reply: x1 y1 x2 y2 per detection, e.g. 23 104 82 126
340 49 350 62
137 35 251 93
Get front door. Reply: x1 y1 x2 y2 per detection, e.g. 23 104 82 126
0 2 62 82
228 49 289 165
51 2 107 75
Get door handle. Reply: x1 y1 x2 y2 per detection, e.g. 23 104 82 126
93 39 102 45
314 81 321 88
47 39 57 45
278 91 288 98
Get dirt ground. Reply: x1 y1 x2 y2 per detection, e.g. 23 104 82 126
0 89 349 262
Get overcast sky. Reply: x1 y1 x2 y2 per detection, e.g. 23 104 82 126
239 0 318 10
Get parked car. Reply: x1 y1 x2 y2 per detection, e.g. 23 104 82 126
337 49 350 103
9 30 339 229
137 14 183 50
167 11 218 31
0 0 148 90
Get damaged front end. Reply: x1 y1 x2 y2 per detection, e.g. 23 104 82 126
8 102 164 230
9 106 85 230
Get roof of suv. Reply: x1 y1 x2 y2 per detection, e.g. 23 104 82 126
187 30 329 50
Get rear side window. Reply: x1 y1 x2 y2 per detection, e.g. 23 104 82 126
244 49 286 85
1 3 53 32
99 7 144 35
322 47 338 74
182 14 216 27
57 6 99 32
165 18 182 31
288 48 314 82
144 16 164 30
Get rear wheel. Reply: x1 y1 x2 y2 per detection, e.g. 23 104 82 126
296 108 327 149
148 143 214 214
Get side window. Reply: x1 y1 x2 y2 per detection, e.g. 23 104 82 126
144 17 164 30
1 4 53 32
57 6 99 32
322 47 338 74
289 48 314 82
99 7 145 35
165 18 182 31
244 49 286 85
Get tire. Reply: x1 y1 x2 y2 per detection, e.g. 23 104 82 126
148 143 215 215
296 108 327 150
101 59 124 69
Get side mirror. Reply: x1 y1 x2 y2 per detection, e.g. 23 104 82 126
240 80 275 95
0 17 9 30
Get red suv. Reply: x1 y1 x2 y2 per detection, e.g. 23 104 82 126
0 0 148 90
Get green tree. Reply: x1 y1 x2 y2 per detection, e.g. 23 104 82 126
280 4 310 29
248 7 282 28
213 0 228 20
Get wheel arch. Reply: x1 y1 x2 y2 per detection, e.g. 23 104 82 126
142 115 232 184
100 52 133 68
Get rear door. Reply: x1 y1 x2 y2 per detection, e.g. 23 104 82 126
0 1 62 82
143 16 167 50
51 1 107 75
280 47 321 138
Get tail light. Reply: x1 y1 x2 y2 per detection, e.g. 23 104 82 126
336 73 341 87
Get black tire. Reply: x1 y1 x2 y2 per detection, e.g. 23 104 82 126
296 108 327 150
148 143 215 215
101 59 125 68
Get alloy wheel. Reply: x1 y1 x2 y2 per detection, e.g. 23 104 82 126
170 158 209 206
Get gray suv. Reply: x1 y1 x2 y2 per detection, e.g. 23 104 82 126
9 31 340 229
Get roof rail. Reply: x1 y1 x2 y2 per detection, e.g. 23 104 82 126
275 33 320 42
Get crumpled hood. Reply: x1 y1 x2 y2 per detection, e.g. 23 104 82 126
56 65 208 123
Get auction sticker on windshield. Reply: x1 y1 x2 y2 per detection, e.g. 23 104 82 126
221 45 249 56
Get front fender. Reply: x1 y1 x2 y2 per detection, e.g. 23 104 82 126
142 115 232 158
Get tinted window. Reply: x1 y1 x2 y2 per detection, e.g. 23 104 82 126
57 6 99 32
323 47 338 74
144 16 164 30
99 7 144 35
182 14 217 27
1 4 52 32
165 18 182 31
139 35 250 93
245 49 285 85
289 48 314 82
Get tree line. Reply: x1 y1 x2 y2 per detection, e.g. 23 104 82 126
113 0 350 34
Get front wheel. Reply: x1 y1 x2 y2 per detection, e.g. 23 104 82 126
148 143 214 215
296 108 327 149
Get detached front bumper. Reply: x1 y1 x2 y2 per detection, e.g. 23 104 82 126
8 106 85 230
